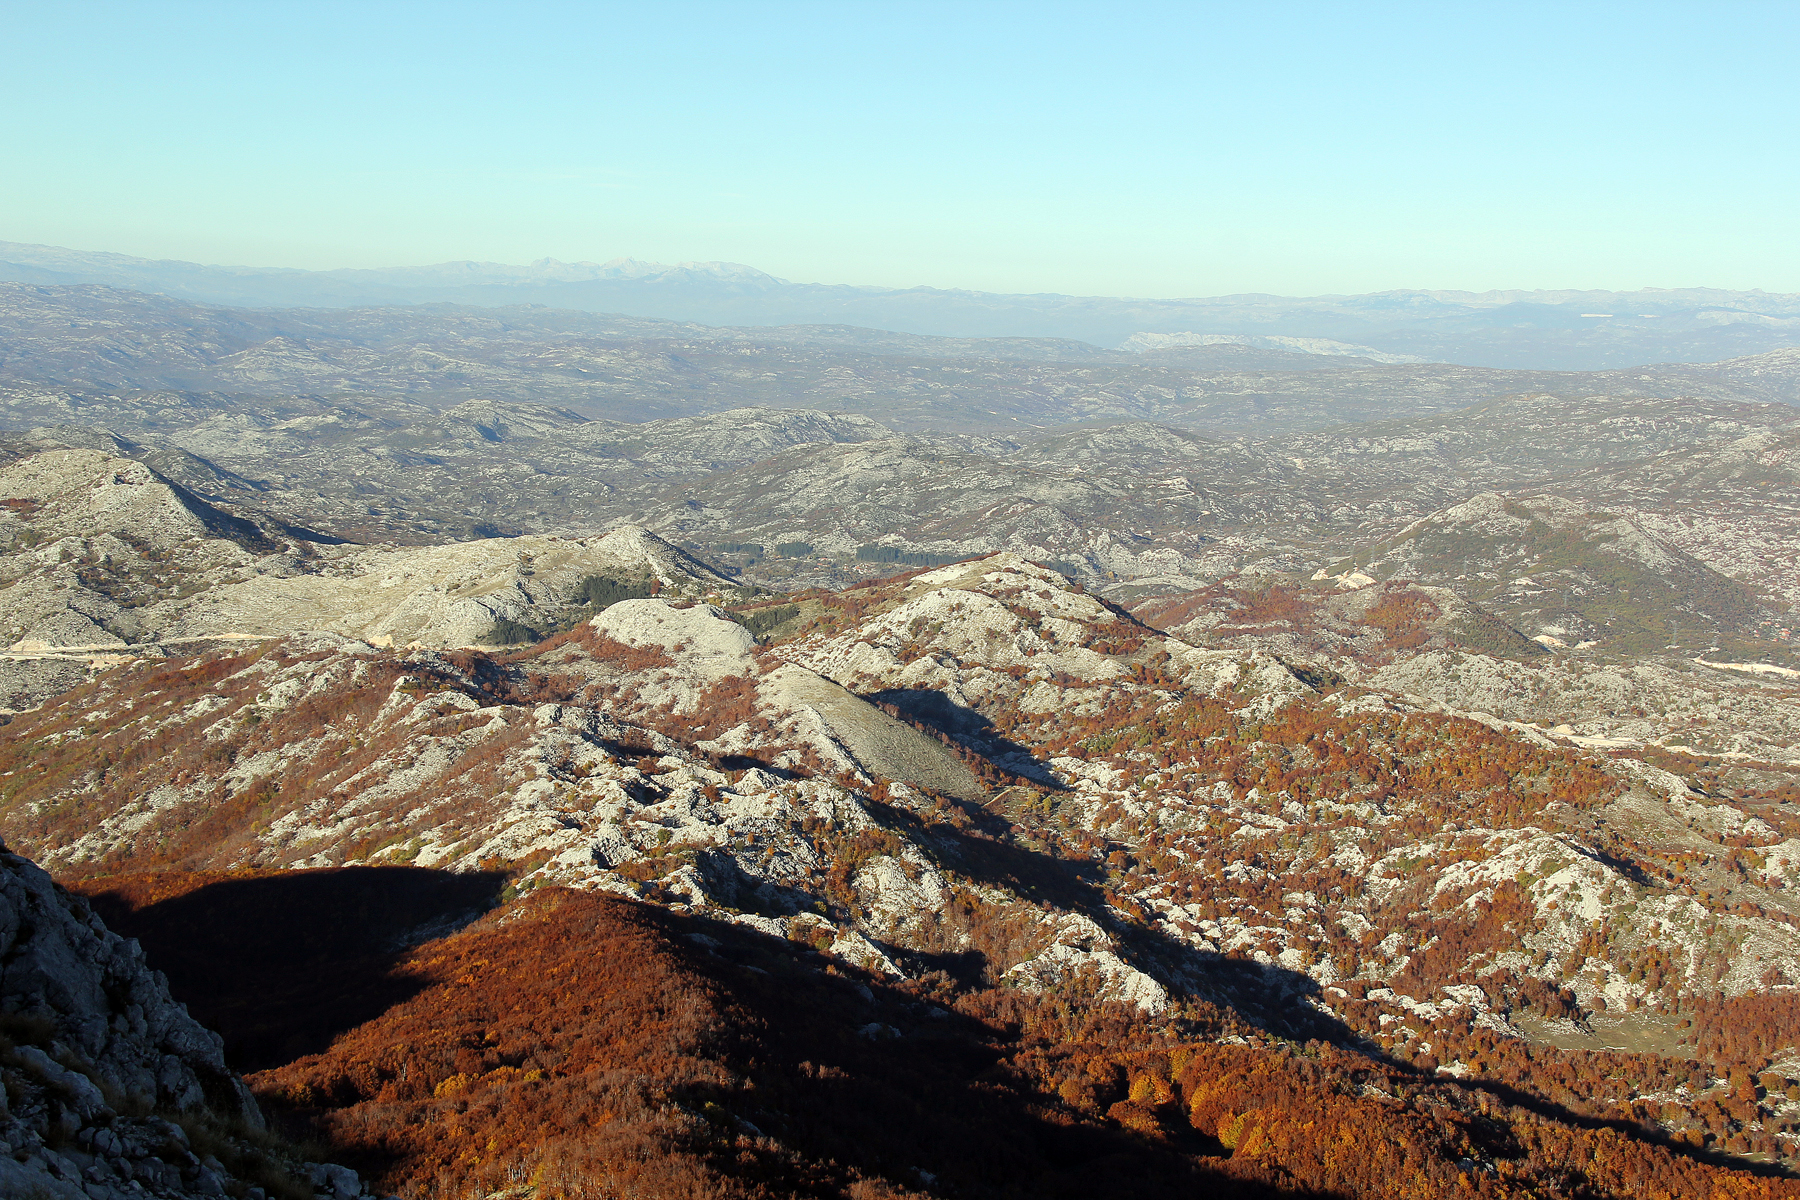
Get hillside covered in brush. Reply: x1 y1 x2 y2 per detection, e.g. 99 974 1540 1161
0 549 1798 1193
67 866 1800 1200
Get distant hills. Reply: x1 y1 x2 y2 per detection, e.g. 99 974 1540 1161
5 282 1797 435
5 240 1800 369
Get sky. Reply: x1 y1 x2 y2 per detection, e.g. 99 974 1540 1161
2 0 1797 297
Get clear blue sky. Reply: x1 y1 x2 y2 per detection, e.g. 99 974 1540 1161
3 0 1796 296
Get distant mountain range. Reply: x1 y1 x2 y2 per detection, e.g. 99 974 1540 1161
6 282 1796 437
4 240 1799 370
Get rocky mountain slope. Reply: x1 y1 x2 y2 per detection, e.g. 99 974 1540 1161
1 840 377 1200
1 283 1797 618
80 867 1798 1200
5 553 1800 1184
9 380 1797 600
0 448 746 708
1556 428 1800 612
1325 491 1792 658
0 387 1793 703
1274 392 1800 497
1133 574 1800 758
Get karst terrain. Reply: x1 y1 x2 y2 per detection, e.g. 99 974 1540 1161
2 278 1800 1198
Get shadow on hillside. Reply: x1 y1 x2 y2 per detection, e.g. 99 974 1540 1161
76 861 1773 1191
858 788 1351 1045
1435 1072 1798 1180
853 756 1800 1181
80 866 507 1073
864 686 1066 788
827 807 1795 1182
695 846 818 916
656 904 1302 1200
847 687 1354 1042
589 733 808 783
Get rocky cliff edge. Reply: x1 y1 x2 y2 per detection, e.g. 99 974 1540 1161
1 840 377 1200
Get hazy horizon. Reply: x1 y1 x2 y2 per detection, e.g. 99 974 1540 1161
4 2 1796 297
8 236 1800 305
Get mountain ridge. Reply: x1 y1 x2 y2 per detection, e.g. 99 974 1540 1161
8 242 1800 369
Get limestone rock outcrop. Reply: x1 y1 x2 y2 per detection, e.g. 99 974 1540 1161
0 841 375 1199
0 441 745 707
166 527 736 649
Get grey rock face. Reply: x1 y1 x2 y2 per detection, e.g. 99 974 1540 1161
0 842 251 1118
0 442 753 706
0 841 376 1199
